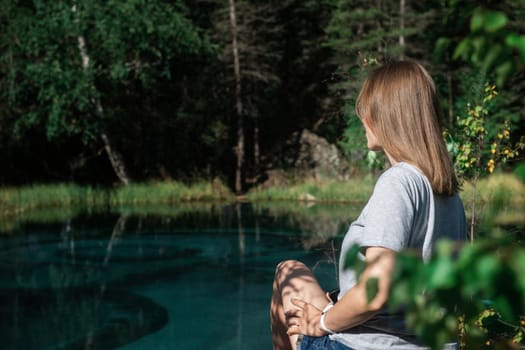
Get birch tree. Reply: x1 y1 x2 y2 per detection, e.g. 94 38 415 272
1 0 211 183
72 3 130 184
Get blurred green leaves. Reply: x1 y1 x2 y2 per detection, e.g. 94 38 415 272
345 238 525 349
454 7 525 86
469 8 507 33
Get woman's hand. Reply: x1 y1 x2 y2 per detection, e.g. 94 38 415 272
285 298 329 337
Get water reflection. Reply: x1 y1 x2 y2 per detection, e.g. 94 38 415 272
0 202 354 349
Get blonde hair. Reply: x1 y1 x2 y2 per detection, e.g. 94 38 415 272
356 60 459 195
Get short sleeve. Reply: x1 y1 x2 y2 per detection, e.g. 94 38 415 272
353 168 421 252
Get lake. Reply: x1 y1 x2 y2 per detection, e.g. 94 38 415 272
0 202 356 350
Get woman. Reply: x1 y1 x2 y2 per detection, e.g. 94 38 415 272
270 60 467 350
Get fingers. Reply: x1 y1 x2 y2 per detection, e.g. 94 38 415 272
287 317 300 328
285 308 303 319
285 302 304 336
285 299 328 337
286 317 301 336
290 298 306 309
285 311 301 335
287 324 300 336
285 312 301 336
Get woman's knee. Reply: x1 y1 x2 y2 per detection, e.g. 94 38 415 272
273 260 326 309
274 260 313 287
275 259 306 276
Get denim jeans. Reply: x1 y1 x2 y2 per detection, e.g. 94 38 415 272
299 335 354 350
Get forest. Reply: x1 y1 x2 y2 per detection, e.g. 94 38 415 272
1 0 524 192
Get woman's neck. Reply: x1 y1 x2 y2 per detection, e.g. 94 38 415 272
385 151 398 166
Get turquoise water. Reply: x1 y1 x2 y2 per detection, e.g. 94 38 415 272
0 204 345 349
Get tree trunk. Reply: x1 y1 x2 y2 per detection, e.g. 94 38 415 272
376 0 383 53
254 117 260 173
100 132 130 185
447 72 454 126
229 0 244 194
399 0 405 58
72 3 130 185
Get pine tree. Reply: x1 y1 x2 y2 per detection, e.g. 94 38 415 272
325 0 439 169
205 0 284 190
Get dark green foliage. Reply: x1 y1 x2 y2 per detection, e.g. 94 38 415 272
365 277 379 304
454 5 525 86
3 0 211 140
325 0 453 171
515 163 525 184
344 243 364 270
0 0 215 183
0 0 523 188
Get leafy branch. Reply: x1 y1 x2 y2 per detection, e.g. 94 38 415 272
346 239 525 350
445 83 525 240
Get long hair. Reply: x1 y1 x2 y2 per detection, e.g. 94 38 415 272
355 60 459 195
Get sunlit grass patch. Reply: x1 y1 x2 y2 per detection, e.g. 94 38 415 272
460 173 525 234
0 184 106 215
247 176 375 203
110 180 233 205
460 172 525 205
0 179 234 232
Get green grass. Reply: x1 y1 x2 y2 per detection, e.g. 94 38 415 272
0 180 233 210
248 172 524 206
246 176 376 203
111 180 233 205
460 172 525 205
0 180 233 229
0 184 107 215
1 173 523 233
460 173 525 229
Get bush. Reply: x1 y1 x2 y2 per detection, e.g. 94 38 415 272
514 162 525 184
347 238 525 350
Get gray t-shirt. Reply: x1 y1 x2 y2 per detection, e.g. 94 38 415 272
331 162 466 350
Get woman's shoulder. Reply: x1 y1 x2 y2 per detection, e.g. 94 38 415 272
372 162 433 201
378 162 427 185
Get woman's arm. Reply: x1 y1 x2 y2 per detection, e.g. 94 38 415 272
324 246 396 331
287 246 396 337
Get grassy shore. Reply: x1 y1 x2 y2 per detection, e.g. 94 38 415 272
246 175 377 203
0 173 523 231
459 173 525 228
0 180 233 217
247 172 525 211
